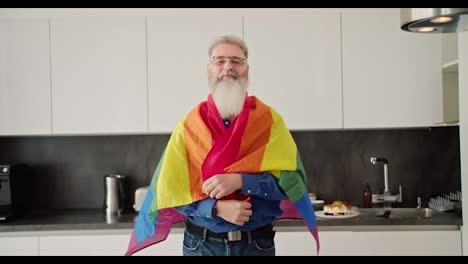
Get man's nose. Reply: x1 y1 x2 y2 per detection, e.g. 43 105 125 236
223 61 233 71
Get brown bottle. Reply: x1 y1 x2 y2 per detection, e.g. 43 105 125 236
363 183 372 208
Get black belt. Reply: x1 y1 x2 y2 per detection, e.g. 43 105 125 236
185 220 275 241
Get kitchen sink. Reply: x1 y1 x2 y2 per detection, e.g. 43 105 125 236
372 208 433 219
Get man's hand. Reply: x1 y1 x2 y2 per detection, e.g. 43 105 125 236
214 199 252 226
202 173 242 199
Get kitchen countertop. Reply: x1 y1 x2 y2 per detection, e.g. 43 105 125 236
0 208 462 235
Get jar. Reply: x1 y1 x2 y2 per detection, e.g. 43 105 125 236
308 193 317 201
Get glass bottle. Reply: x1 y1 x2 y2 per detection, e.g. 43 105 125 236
363 183 372 208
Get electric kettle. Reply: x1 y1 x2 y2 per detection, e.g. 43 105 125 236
104 174 126 215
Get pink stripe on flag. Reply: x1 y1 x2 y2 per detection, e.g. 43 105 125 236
125 208 185 256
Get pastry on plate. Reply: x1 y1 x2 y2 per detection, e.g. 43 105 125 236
323 200 352 216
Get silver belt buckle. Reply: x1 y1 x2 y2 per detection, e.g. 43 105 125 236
227 231 242 241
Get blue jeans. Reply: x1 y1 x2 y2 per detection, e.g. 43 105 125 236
182 229 276 256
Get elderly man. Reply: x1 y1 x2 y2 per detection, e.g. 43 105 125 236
126 35 319 256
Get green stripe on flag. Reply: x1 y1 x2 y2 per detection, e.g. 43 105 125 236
149 147 166 222
278 150 307 202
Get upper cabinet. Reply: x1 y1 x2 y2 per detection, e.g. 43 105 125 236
0 17 52 135
1 9 452 135
244 12 343 130
441 33 459 124
442 33 458 65
50 16 147 134
147 14 242 133
341 9 443 128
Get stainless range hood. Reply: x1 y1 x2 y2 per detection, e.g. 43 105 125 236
401 8 468 33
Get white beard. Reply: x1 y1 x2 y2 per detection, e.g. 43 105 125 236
209 76 248 119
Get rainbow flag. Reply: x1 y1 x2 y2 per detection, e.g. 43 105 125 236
125 95 319 255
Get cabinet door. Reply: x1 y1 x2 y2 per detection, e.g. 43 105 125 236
0 235 39 256
275 231 352 256
275 230 461 256
349 230 461 256
50 16 147 134
0 17 51 135
132 232 183 256
40 234 129 256
442 33 458 65
39 231 183 256
244 12 343 130
342 9 443 128
147 14 242 133
441 33 459 124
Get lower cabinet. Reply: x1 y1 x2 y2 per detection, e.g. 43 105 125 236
275 230 462 256
38 231 183 256
39 234 130 256
0 229 462 256
0 235 39 256
132 233 183 256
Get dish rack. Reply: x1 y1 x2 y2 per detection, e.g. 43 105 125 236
428 191 462 212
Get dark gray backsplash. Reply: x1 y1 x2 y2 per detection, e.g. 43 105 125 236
0 126 460 211
0 134 169 212
293 127 460 208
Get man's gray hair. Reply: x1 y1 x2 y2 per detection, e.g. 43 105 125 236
208 35 249 60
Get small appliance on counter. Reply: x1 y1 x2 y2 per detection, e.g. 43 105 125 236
103 174 126 215
0 164 32 221
133 186 148 212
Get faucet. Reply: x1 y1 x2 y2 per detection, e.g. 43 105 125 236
416 196 422 208
370 157 402 208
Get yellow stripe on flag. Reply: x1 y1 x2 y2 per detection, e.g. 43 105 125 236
156 116 192 209
260 109 297 177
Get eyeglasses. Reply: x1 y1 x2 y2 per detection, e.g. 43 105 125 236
210 56 246 66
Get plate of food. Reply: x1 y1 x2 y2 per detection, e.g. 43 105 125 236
315 200 360 219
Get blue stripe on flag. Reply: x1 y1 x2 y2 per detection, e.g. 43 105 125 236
135 189 156 244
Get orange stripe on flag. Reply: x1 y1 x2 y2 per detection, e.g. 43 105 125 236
227 99 273 173
184 105 212 201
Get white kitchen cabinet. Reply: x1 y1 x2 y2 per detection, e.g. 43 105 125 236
348 230 461 256
147 14 242 133
38 231 183 256
0 235 39 256
342 9 443 128
132 232 183 256
0 228 461 256
39 234 129 256
50 16 147 134
275 230 461 256
275 230 349 256
244 12 343 130
441 61 459 124
442 33 458 65
0 17 51 135
440 33 459 124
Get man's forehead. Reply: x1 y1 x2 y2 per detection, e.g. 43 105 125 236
211 43 245 57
